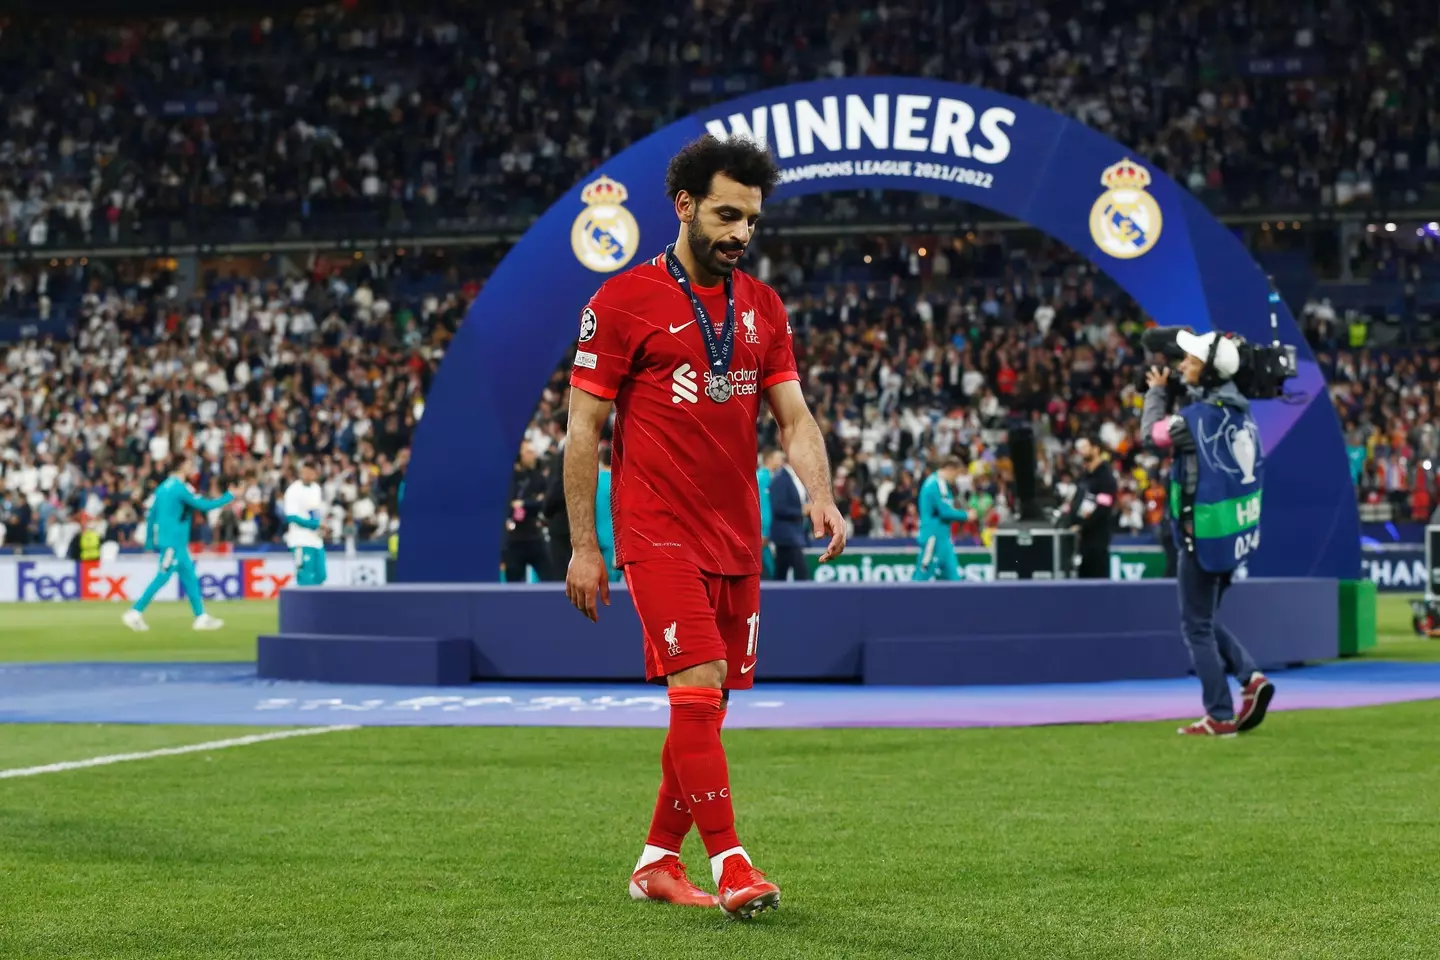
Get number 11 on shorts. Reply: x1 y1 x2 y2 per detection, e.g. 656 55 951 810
746 611 760 657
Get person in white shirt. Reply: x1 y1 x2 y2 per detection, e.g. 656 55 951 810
282 460 328 586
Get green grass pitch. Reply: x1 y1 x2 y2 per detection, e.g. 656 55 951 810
1 597 1437 959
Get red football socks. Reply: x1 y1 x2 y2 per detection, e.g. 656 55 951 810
646 698 730 851
645 734 692 852
664 687 740 857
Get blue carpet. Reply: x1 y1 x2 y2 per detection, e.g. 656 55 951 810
1 660 1438 729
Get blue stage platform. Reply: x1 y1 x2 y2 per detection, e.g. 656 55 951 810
263 579 1340 687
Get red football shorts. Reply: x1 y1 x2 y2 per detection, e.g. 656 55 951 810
623 559 762 689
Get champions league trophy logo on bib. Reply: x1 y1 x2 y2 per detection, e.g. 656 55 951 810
571 176 641 273
1198 410 1263 485
1089 158 1163 260
1228 420 1261 484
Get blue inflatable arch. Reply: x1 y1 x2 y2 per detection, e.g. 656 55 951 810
402 77 1358 583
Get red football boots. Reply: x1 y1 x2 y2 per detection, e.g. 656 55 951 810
716 854 781 919
629 856 718 908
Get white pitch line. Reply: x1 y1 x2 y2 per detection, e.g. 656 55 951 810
0 725 358 780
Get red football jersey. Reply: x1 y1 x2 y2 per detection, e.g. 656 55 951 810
570 257 800 575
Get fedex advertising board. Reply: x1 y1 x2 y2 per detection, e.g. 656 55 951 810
0 555 386 602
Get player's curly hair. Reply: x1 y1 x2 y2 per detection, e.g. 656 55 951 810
665 135 781 202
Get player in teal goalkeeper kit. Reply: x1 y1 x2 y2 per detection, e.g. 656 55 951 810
123 459 235 632
595 446 623 582
758 449 782 580
914 457 968 582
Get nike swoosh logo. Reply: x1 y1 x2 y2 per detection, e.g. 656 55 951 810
740 661 756 674
668 321 695 334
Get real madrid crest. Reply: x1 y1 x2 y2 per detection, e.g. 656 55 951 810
571 175 640 273
1089 158 1163 260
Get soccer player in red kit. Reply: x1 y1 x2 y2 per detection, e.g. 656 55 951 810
563 136 846 919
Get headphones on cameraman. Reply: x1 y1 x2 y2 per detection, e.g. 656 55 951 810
1198 332 1227 391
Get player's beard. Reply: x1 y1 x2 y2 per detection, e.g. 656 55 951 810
686 219 743 280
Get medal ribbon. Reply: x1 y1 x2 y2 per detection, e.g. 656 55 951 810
663 243 735 381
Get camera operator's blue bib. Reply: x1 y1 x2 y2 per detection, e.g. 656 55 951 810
1170 399 1264 573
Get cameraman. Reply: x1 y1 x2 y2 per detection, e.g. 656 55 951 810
1141 331 1275 737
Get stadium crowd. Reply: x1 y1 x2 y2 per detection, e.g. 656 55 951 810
1318 341 1440 524
3 227 1440 555
3 0 1440 554
1 0 1437 249
0 248 471 551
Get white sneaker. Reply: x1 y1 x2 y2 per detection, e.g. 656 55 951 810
193 614 225 631
122 609 149 632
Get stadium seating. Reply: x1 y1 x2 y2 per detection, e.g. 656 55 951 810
0 3 1435 249
3 1 1440 552
3 230 1439 552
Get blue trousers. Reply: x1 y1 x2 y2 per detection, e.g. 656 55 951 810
1177 549 1260 721
134 547 205 617
914 534 960 581
294 546 328 586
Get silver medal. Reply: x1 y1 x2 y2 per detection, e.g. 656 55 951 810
706 375 733 403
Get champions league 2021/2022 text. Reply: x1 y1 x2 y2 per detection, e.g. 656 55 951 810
778 158 995 188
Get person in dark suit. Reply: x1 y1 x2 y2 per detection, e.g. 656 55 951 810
1064 437 1117 579
768 453 810 580
504 442 551 582
542 441 570 580
543 414 571 580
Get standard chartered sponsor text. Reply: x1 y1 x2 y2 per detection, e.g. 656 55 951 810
779 158 994 188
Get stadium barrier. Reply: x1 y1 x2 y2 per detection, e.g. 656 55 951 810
0 544 1417 602
264 579 1339 687
817 544 1425 591
1357 545 1430 592
802 546 1167 583
0 544 1416 604
0 555 387 603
